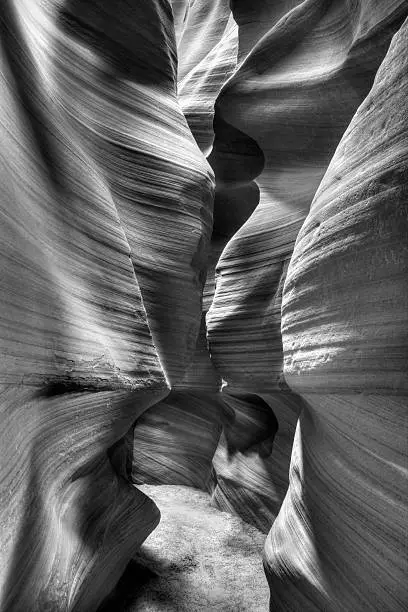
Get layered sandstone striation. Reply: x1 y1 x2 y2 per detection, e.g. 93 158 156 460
1 0 407 611
212 391 300 533
48 0 215 386
207 0 407 392
177 0 238 156
0 0 211 610
206 0 408 550
266 18 408 610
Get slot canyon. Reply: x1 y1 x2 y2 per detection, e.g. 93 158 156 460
0 0 407 610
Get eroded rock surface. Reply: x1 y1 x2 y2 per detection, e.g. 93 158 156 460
1 0 407 611
50 0 214 386
207 0 407 392
0 0 211 610
198 0 405 548
265 18 408 610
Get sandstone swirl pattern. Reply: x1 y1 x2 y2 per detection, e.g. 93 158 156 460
177 0 238 156
0 1 212 610
206 0 408 536
207 0 407 392
129 0 239 503
265 17 408 612
1 0 408 611
49 0 215 386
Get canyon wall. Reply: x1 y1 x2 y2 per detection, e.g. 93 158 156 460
0 0 212 610
0 0 407 610
268 18 408 609
206 0 408 538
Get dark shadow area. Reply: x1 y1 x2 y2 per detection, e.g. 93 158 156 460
221 391 279 457
97 560 160 612
208 114 265 239
58 0 175 86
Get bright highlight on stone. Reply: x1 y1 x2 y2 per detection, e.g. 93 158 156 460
0 1 407 611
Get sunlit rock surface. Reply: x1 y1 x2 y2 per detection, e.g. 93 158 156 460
205 0 408 569
1 0 408 610
177 0 238 157
48 0 214 386
265 17 408 611
207 0 407 392
0 0 209 610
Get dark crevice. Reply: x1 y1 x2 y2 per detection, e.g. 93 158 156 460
208 114 265 239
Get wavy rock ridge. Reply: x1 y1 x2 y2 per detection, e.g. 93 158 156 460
1 0 407 611
269 19 408 609
0 0 210 609
204 0 408 549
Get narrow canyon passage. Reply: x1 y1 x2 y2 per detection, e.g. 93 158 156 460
0 1 407 611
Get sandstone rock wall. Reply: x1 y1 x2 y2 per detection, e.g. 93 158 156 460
206 0 408 538
266 18 408 609
1 0 407 610
0 1 212 610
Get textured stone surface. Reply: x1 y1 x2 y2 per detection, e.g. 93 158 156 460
212 391 300 533
1 0 408 610
0 0 209 610
265 16 408 611
282 18 408 396
207 0 407 392
205 0 408 565
50 0 214 387
177 0 238 156
132 391 224 490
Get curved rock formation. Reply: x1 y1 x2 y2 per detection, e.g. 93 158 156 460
212 391 300 533
132 390 223 490
205 0 408 559
177 0 238 156
264 18 408 610
50 0 214 386
1 0 408 610
129 0 238 509
0 0 212 610
207 0 407 392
